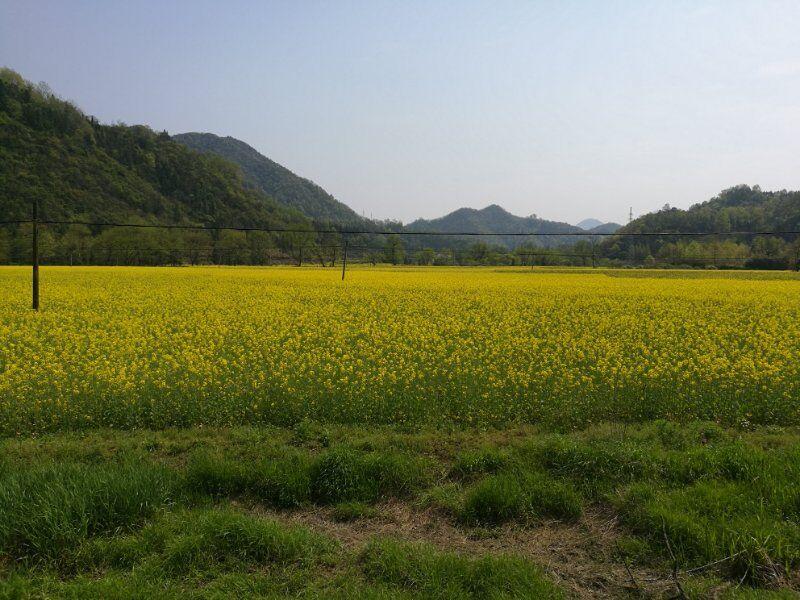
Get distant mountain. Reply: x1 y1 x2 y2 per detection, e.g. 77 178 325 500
621 186 800 235
406 204 584 248
588 222 621 234
173 132 365 225
576 218 603 230
576 218 621 234
605 185 800 266
0 68 313 264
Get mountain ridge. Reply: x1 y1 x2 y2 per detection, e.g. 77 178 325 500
406 204 586 248
172 132 366 226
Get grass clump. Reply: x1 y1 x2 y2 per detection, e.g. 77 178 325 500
186 451 312 508
523 436 657 496
155 509 333 574
616 482 800 587
309 448 428 504
461 472 582 526
661 442 766 484
187 447 427 508
78 507 335 575
450 447 509 480
418 483 464 517
0 460 178 565
360 538 561 599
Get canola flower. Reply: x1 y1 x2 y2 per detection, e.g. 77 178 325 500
0 266 799 434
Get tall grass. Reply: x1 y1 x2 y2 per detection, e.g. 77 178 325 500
360 539 562 599
0 460 178 565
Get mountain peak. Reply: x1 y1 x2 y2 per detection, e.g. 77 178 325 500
173 132 365 225
407 204 582 248
576 218 603 230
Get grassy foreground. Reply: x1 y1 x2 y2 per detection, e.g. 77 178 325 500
1 421 798 598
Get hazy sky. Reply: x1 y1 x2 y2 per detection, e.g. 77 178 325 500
2 1 799 224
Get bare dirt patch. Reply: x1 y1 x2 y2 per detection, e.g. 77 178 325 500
244 500 680 599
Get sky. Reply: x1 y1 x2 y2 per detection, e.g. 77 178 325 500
2 1 799 224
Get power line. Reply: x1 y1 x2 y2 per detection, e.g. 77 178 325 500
2 219 800 237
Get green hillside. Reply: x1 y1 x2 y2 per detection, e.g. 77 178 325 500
605 185 800 267
406 204 585 249
173 132 365 225
0 68 313 264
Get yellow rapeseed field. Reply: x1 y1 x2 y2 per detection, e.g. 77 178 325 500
1 266 799 434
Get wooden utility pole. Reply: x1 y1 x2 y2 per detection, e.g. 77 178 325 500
341 238 348 280
32 199 39 311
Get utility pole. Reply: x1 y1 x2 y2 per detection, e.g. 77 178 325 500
32 199 39 311
341 238 348 280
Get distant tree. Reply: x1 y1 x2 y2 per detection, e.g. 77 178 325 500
215 230 250 265
247 231 273 265
415 248 435 265
0 229 10 264
752 236 785 258
384 237 404 265
59 224 92 265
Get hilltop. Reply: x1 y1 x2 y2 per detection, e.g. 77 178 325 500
173 132 366 226
407 204 584 248
606 185 800 266
0 68 314 264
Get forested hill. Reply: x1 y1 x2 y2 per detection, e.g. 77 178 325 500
605 185 800 265
406 204 584 248
625 185 800 234
173 132 365 226
0 68 314 263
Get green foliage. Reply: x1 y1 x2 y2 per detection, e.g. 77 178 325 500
418 483 464 517
0 460 178 565
186 451 312 508
615 482 800 586
450 447 509 480
187 447 428 508
519 436 658 496
173 132 366 226
406 204 583 250
77 508 334 574
608 185 800 268
0 68 311 265
360 539 562 599
2 423 800 592
309 447 428 504
461 472 582 526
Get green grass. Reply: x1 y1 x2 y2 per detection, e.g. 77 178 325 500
186 451 313 508
77 508 335 575
450 447 509 480
360 539 562 599
0 460 178 566
186 446 430 508
1 422 799 596
309 448 429 505
461 472 582 526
